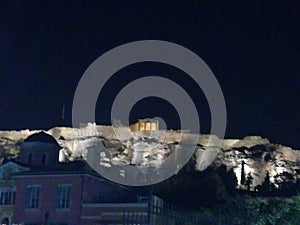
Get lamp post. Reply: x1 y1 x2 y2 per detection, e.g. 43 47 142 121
44 211 49 225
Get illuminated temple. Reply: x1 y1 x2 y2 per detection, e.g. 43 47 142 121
130 118 159 132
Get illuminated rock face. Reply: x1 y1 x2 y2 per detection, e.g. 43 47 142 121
0 126 299 189
213 143 299 189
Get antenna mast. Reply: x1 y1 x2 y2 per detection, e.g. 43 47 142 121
62 103 65 120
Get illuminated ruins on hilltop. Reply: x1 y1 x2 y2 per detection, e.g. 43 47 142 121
130 118 159 132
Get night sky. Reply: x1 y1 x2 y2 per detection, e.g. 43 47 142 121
0 1 299 148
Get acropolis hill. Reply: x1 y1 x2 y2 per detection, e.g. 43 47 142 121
0 120 299 190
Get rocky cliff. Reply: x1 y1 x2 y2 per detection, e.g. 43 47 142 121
0 124 299 190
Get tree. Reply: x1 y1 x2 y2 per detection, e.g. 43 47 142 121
240 161 246 186
257 171 274 196
217 165 237 195
246 173 253 191
274 172 297 196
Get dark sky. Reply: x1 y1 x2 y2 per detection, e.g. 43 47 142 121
0 1 299 148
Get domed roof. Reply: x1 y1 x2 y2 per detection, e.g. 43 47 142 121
24 131 59 145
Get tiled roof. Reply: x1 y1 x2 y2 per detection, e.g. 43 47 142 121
13 160 100 177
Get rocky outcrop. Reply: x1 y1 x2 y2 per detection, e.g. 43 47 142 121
213 143 299 188
0 124 299 190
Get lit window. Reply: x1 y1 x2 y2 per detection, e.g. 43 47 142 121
56 185 71 209
26 186 40 209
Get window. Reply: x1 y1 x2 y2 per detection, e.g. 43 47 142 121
28 153 33 164
26 186 40 209
42 154 47 165
56 185 71 209
0 190 16 205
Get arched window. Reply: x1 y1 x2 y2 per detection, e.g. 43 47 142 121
42 154 47 165
28 153 33 164
2 217 9 225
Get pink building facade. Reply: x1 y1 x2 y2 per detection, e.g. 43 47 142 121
12 131 144 225
13 163 139 225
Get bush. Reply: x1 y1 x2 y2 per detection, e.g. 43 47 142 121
211 195 300 224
